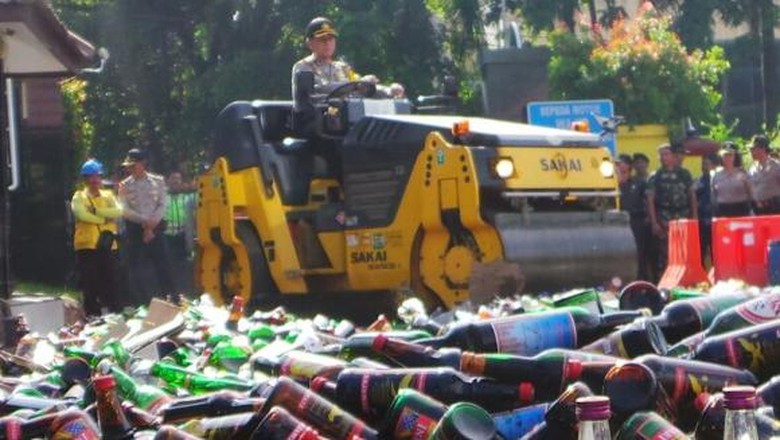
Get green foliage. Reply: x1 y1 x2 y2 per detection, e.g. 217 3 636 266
52 0 478 175
548 8 730 126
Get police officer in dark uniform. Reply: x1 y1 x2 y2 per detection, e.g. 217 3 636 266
646 144 698 278
618 154 654 281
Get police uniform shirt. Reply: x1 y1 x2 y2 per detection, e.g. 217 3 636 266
749 157 780 202
711 168 752 205
291 55 354 110
119 172 168 225
647 167 694 223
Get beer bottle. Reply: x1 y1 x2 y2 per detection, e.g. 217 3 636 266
757 376 780 417
153 425 201 440
618 281 665 315
417 307 646 355
208 341 252 372
49 408 102 439
93 375 135 440
379 389 448 439
309 376 338 401
250 406 320 440
248 323 276 344
370 334 461 368
669 292 780 357
253 350 348 381
161 391 264 424
259 376 378 440
121 402 160 431
0 415 24 439
575 396 611 440
0 392 71 417
580 318 668 358
691 319 780 381
101 339 133 370
150 362 254 394
519 382 595 440
551 289 604 314
614 412 688 440
429 402 497 440
636 354 758 426
178 411 262 439
336 330 433 360
155 338 179 361
648 292 754 344
694 391 780 440
603 363 676 430
335 367 534 420
106 363 173 415
459 350 614 401
225 296 244 332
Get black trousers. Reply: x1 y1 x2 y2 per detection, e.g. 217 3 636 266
754 197 780 215
123 221 174 305
76 249 121 316
630 217 655 282
716 201 752 218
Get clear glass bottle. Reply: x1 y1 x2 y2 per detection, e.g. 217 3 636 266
575 396 611 440
723 385 759 440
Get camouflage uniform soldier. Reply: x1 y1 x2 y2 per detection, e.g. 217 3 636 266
646 144 698 279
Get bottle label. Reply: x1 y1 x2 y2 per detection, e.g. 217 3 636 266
493 404 547 440
296 391 355 439
51 419 101 440
690 294 750 328
631 416 686 440
393 407 438 440
735 293 780 325
490 312 576 356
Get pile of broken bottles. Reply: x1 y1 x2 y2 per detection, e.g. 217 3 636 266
0 280 778 439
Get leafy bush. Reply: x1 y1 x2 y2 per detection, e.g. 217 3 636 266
548 6 730 126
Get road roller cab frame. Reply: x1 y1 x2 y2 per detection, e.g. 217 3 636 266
197 84 636 309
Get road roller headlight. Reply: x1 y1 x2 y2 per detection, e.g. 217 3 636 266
494 158 515 179
599 159 615 178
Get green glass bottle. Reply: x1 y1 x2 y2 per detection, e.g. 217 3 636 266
208 341 251 372
150 362 254 394
62 346 107 368
551 289 603 315
614 411 688 440
428 402 497 440
417 307 646 355
379 389 448 439
107 364 173 415
247 324 276 343
100 339 132 370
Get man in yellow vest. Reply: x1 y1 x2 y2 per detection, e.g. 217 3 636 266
71 159 123 316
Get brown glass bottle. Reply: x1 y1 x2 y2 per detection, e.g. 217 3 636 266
93 375 135 440
520 382 594 440
370 334 461 368
252 350 349 381
614 411 688 440
225 296 244 331
581 318 668 358
250 406 321 440
259 376 377 440
379 389 449 439
153 425 201 440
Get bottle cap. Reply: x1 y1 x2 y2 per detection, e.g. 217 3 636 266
723 385 757 410
371 334 388 352
575 396 611 421
92 375 117 392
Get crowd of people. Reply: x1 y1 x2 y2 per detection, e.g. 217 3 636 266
70 148 197 317
618 135 780 284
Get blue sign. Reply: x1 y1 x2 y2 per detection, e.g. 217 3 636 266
527 99 616 156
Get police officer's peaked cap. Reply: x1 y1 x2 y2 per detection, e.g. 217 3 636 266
122 148 147 166
306 17 338 39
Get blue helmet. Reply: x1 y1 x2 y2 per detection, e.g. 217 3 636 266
80 159 104 176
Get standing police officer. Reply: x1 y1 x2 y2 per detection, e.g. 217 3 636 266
748 135 780 215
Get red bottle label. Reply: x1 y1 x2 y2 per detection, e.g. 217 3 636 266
490 312 577 356
633 416 687 439
393 407 438 440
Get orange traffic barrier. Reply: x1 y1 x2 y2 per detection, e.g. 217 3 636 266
712 215 780 286
658 219 709 289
